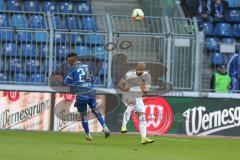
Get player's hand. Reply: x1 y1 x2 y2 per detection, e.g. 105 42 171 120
141 84 148 94
123 85 129 92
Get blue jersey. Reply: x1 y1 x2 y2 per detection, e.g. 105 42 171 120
64 61 94 94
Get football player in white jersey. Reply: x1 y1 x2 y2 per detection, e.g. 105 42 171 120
118 62 154 144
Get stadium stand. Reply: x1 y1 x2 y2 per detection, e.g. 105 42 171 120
14 73 27 82
181 0 240 91
0 14 9 27
24 1 40 12
6 0 21 11
42 1 56 13
0 0 99 86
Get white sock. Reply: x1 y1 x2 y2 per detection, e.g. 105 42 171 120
139 114 147 139
121 106 134 129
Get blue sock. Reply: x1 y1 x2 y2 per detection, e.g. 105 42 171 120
92 108 107 128
97 115 107 128
82 120 90 135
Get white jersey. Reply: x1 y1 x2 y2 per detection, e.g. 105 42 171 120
121 70 151 106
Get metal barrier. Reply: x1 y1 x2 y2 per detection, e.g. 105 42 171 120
111 15 170 90
0 11 49 85
0 11 204 92
52 13 109 87
168 17 199 90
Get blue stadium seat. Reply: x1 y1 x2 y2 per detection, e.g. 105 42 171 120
14 73 27 82
76 46 90 55
0 73 8 81
53 15 64 29
48 60 60 73
231 77 239 91
94 76 102 85
0 14 9 27
82 17 97 31
222 38 236 44
84 34 103 45
29 74 45 83
54 33 66 43
21 44 36 57
214 23 233 37
0 60 3 69
57 45 70 58
0 0 5 10
16 32 33 42
92 46 107 60
227 54 240 77
25 59 40 73
12 15 27 28
227 0 238 7
64 16 80 30
205 37 220 50
232 24 240 37
99 62 108 75
0 31 14 42
59 2 74 13
226 9 240 22
211 52 225 65
9 59 23 72
71 34 82 44
203 22 214 36
35 32 49 42
24 1 39 12
39 44 48 57
7 0 21 11
76 2 91 14
29 15 46 29
42 1 56 13
3 43 17 56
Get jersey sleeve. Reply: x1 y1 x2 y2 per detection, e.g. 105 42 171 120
142 73 151 89
121 71 131 83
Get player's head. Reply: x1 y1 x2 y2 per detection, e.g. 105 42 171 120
217 64 226 74
136 62 146 77
67 52 78 66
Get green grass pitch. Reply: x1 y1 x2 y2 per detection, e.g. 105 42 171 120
0 130 239 160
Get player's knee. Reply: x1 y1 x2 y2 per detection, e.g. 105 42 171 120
138 114 146 123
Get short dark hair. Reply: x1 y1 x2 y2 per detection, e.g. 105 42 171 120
217 64 226 70
67 52 78 58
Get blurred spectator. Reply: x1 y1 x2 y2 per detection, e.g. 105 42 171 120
197 0 213 23
210 64 232 93
211 0 229 21
181 0 199 17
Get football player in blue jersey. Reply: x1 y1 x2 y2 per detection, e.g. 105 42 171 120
64 52 110 141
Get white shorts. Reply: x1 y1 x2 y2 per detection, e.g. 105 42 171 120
123 97 145 113
134 98 145 113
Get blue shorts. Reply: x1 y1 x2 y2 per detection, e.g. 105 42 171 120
74 92 96 113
